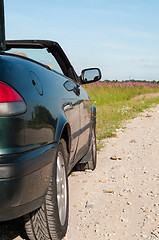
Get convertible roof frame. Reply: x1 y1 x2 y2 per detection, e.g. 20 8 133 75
6 40 79 82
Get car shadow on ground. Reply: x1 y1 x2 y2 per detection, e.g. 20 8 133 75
0 218 25 240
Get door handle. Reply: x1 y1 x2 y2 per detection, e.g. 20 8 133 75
73 86 80 96
63 102 73 111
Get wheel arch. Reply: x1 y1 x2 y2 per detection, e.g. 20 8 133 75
60 123 71 158
54 115 71 164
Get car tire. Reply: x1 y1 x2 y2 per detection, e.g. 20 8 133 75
23 139 69 240
76 124 97 171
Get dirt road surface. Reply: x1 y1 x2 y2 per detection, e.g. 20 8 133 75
0 106 159 240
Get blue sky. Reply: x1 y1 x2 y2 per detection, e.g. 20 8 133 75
4 0 159 81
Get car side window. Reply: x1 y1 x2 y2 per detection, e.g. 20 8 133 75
8 48 63 74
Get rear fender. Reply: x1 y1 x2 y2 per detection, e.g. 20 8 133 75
54 114 67 142
54 114 71 154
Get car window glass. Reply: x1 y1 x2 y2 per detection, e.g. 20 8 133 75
7 48 63 74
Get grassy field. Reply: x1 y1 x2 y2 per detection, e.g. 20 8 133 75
84 81 159 149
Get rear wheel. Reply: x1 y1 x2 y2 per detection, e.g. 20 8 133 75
76 124 97 171
23 139 69 240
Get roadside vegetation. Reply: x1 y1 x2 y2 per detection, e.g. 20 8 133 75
84 80 159 150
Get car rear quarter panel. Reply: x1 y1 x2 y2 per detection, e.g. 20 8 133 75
0 55 64 152
0 54 81 154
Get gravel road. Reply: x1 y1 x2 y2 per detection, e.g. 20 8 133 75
0 106 159 240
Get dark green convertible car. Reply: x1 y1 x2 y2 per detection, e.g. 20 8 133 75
0 1 101 239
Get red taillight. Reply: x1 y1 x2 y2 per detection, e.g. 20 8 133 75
0 82 26 116
0 82 23 102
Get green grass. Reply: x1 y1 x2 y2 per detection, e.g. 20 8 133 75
84 82 159 143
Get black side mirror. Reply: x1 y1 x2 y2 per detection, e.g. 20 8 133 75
80 68 101 84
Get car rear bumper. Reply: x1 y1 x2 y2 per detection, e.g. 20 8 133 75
0 143 57 221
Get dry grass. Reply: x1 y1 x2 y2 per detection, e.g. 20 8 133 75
84 81 159 144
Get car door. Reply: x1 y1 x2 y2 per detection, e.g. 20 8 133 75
77 87 92 156
63 80 81 163
64 80 92 163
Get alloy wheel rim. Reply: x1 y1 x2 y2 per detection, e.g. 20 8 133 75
56 151 67 226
